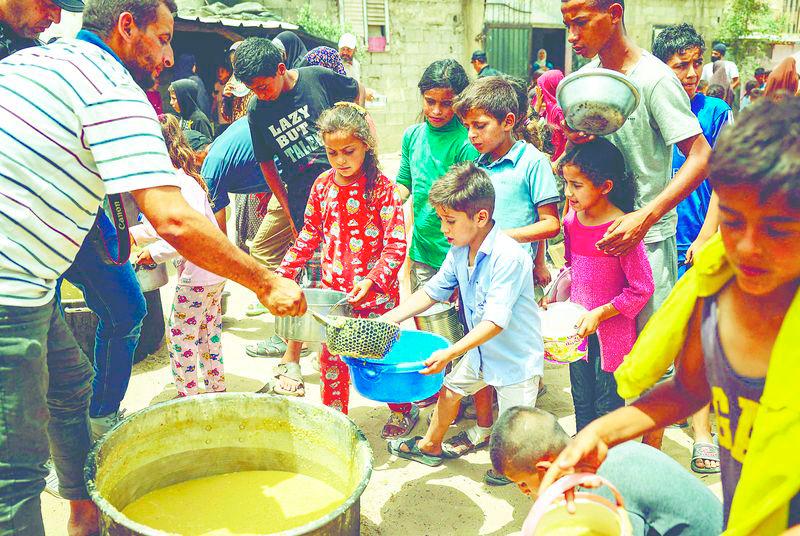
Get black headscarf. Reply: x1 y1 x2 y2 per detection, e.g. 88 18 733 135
170 79 214 140
275 31 308 69
171 79 200 120
173 53 212 117
173 53 197 80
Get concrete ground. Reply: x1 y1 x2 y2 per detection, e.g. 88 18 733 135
41 153 720 535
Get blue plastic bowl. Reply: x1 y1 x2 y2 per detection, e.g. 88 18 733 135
343 330 450 403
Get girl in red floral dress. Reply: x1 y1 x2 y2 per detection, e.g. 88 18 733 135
276 103 416 438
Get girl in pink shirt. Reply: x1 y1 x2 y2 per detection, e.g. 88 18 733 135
558 138 655 431
131 115 227 397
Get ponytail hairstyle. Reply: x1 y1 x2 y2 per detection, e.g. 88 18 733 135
418 58 470 95
317 102 381 202
557 138 637 213
158 114 209 197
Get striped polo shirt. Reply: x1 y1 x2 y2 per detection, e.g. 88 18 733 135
0 35 179 307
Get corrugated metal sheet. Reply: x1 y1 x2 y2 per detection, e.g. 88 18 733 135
174 14 299 30
484 0 531 79
486 27 531 79
485 0 562 28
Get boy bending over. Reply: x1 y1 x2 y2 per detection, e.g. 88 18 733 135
384 162 544 475
490 407 722 535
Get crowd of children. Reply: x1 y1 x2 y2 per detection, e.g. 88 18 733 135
119 10 798 535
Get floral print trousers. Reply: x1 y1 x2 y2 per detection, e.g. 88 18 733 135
168 282 226 397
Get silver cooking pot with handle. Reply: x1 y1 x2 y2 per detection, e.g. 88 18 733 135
413 302 464 344
275 289 353 343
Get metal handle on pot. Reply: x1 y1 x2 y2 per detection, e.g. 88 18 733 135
522 473 630 536
328 296 350 316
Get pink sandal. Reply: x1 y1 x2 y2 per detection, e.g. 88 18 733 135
381 405 420 439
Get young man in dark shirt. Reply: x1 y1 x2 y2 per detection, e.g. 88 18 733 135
234 36 365 391
234 36 365 234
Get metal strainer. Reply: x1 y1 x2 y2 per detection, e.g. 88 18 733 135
310 311 400 360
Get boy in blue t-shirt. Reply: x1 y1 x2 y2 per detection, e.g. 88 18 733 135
653 23 733 477
384 162 544 478
453 75 561 261
653 24 732 279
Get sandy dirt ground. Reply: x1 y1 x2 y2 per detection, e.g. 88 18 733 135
40 153 721 535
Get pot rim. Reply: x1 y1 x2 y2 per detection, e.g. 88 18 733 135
84 393 374 536
556 67 641 114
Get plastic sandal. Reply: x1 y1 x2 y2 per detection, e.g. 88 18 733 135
387 436 444 467
381 405 420 439
441 429 489 459
484 468 513 486
260 362 305 397
245 302 269 317
690 441 721 474
245 335 311 359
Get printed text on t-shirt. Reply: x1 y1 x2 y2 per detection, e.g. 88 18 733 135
267 105 322 163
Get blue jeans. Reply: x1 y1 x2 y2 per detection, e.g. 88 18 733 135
0 300 94 535
569 335 625 432
60 211 146 418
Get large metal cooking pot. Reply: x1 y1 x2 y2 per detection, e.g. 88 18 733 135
557 68 641 136
85 394 373 535
132 263 168 292
413 302 464 344
275 288 353 343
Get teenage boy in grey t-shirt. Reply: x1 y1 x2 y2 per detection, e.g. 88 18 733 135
559 0 710 327
560 0 712 449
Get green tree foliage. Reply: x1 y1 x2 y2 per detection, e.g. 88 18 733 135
716 0 782 77
294 5 341 44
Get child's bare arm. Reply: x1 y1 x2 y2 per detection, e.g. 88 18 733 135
504 203 560 243
381 289 437 324
540 301 710 492
422 320 503 375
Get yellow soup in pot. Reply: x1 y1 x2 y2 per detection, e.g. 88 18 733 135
121 470 347 535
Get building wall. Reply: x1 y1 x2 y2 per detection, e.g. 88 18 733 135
355 0 484 152
623 0 729 55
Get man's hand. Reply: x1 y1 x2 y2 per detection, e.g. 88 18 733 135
421 349 454 375
134 249 155 266
348 279 374 307
575 308 603 338
534 263 552 288
596 209 652 256
539 426 610 510
258 276 307 317
561 120 596 145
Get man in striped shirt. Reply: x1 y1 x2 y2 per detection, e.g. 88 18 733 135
0 1 306 534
